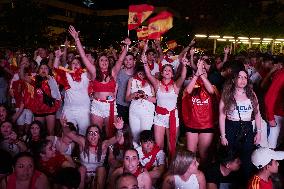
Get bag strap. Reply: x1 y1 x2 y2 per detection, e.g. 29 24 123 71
234 98 242 122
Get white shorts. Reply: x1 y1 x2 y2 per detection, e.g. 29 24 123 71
90 99 117 118
153 109 179 128
63 107 90 136
16 108 33 126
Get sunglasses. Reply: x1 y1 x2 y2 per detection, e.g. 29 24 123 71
87 130 99 136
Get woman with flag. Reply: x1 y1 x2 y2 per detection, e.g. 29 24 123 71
68 25 131 138
142 41 188 159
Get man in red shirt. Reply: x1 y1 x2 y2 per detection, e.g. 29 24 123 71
264 69 284 148
248 147 284 189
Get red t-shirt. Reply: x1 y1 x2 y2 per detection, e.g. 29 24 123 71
182 81 214 129
247 175 273 189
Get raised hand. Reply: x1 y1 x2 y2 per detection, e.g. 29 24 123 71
122 38 131 46
55 48 64 58
181 52 189 66
224 46 230 54
142 54 148 64
68 25 80 40
64 39 70 48
189 38 196 46
190 47 195 56
197 59 204 74
114 117 124 130
60 114 68 127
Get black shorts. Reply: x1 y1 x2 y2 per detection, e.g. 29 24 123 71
34 112 56 117
185 127 215 133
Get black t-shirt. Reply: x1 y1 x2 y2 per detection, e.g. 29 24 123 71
205 163 237 188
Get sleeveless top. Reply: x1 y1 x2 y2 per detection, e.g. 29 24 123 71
64 72 90 109
80 151 106 173
130 78 155 111
227 99 253 120
52 136 73 156
156 83 178 111
116 69 132 106
91 79 116 93
174 174 199 189
6 170 42 189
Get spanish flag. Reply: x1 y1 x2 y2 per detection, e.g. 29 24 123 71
136 26 149 40
147 11 173 40
167 40 178 50
128 4 154 30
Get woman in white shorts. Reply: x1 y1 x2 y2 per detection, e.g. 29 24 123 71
142 42 188 158
126 63 156 142
69 25 131 138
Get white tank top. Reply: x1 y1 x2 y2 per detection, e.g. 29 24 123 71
64 72 90 109
80 151 106 173
174 174 199 189
52 136 73 156
130 78 155 110
156 83 178 111
227 99 253 120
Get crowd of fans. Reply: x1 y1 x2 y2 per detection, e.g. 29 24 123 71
0 25 284 189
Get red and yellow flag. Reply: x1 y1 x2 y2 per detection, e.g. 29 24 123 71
167 40 177 49
128 4 154 30
136 26 149 40
147 11 173 40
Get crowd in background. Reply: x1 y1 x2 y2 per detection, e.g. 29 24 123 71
0 25 284 189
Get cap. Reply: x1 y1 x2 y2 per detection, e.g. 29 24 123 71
251 147 284 169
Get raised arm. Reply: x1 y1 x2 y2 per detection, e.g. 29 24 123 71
112 38 131 78
68 25 96 77
175 53 188 89
216 46 229 70
142 54 159 89
178 38 195 60
189 47 197 70
198 60 215 94
19 62 32 83
62 39 70 67
53 48 64 69
154 40 164 63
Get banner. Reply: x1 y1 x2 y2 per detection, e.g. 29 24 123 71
147 11 173 40
128 4 154 30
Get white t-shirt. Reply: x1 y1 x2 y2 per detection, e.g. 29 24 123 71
136 145 165 168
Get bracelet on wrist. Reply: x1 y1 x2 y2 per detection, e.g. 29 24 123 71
220 135 226 139
257 129 262 133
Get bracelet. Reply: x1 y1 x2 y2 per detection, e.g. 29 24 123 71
220 135 226 139
257 129 262 133
75 38 80 42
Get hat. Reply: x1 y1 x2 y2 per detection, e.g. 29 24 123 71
251 147 284 169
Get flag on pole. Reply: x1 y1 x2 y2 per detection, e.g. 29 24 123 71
147 11 173 40
167 40 178 49
128 4 154 30
136 26 149 40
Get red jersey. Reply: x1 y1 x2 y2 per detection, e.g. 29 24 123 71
247 175 273 189
182 81 215 129
265 69 284 121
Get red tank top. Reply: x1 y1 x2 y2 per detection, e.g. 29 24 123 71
182 81 214 129
6 170 42 189
90 79 116 93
